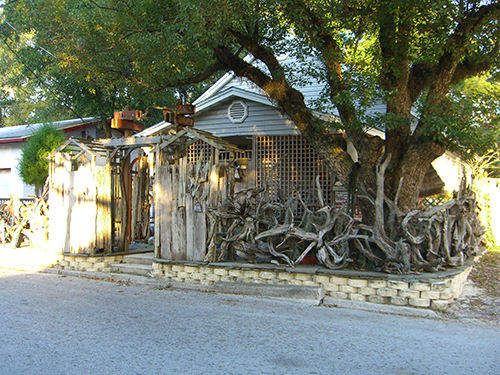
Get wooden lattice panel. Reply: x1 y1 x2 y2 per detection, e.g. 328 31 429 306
418 195 452 211
187 140 213 164
255 135 335 211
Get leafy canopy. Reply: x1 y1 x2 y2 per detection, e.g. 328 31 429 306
2 0 500 211
0 2 180 130
4 0 498 148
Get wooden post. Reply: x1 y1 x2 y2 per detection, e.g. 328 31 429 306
117 151 131 253
153 150 162 259
95 162 112 253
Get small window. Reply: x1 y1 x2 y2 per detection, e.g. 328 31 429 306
227 100 248 123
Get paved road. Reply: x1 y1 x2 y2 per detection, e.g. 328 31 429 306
0 271 499 375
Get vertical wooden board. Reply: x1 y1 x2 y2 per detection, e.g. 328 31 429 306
160 164 173 260
62 155 72 254
68 157 96 254
208 164 219 209
153 152 162 258
95 163 112 252
169 163 187 260
220 174 227 204
95 168 103 250
171 206 186 260
192 200 207 261
172 164 179 206
67 172 77 254
178 156 186 207
49 153 68 253
185 189 194 260
102 163 112 252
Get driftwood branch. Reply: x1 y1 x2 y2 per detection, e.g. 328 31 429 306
208 157 485 273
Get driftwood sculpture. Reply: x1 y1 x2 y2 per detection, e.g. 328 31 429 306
209 155 485 274
0 194 49 248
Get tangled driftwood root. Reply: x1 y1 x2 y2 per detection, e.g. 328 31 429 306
0 195 49 248
209 156 485 274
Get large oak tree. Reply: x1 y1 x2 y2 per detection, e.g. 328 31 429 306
4 0 500 217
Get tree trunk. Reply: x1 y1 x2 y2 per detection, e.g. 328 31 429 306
100 117 112 139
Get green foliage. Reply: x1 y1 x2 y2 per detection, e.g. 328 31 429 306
18 123 65 191
0 3 179 130
2 0 500 206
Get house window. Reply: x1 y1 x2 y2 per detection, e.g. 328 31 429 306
227 100 248 123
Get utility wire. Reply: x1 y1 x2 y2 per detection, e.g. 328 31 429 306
0 35 87 123
1 17 55 57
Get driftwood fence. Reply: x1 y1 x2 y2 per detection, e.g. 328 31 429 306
209 155 486 274
46 127 488 274
0 195 49 248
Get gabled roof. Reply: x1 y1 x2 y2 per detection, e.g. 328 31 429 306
0 117 99 144
193 87 275 115
57 122 243 157
133 121 242 153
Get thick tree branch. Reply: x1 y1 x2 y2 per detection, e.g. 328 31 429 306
214 46 354 187
280 0 366 150
139 61 226 92
452 42 500 83
409 2 500 100
227 29 285 83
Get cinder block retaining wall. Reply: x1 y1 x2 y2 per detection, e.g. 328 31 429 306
57 254 473 310
58 255 124 273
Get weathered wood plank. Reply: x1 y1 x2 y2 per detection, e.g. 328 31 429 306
186 180 194 260
192 199 207 261
95 162 112 253
171 206 186 260
160 163 173 260
153 151 162 259
100 135 161 148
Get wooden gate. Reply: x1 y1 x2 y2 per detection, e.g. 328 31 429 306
154 151 234 262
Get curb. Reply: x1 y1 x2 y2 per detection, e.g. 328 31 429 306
214 281 325 303
44 268 438 318
322 297 439 319
44 269 324 303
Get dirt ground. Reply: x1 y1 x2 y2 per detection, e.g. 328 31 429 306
442 249 500 324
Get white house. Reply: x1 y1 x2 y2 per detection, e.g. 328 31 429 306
190 62 466 208
0 117 104 199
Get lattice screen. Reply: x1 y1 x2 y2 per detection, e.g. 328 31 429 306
187 136 338 211
255 135 335 211
187 140 213 164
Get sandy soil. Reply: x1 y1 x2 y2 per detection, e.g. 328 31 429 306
441 251 500 325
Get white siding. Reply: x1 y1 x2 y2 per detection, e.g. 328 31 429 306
194 99 300 137
0 143 35 198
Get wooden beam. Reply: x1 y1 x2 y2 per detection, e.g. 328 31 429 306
71 139 97 158
188 128 242 153
54 139 73 153
100 135 161 148
157 128 189 151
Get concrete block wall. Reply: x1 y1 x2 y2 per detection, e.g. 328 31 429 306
150 261 473 310
56 254 124 273
55 254 473 310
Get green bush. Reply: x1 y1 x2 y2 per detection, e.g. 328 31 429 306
18 123 65 194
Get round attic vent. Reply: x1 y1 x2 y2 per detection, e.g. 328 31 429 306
227 100 248 123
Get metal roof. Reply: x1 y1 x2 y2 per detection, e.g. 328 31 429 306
0 117 99 142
